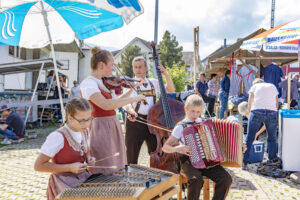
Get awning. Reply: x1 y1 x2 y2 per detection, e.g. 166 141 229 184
0 58 63 75
204 28 298 73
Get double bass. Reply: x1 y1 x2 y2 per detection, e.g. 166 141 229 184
147 42 185 173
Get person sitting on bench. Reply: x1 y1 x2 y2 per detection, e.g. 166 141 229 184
0 105 25 145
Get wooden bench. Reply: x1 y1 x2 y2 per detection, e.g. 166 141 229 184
178 173 215 200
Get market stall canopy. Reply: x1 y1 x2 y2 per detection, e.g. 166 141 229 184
205 28 298 74
241 20 300 53
204 28 265 73
240 23 287 52
0 58 63 75
264 19 300 53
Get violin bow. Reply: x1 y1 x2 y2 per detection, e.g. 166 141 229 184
124 110 172 133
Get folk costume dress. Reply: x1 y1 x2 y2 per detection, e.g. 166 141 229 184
80 77 127 175
41 125 90 200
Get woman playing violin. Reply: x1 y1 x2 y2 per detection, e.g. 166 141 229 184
80 47 146 175
124 56 175 165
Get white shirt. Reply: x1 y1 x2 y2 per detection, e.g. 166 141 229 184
248 82 278 111
41 125 84 158
129 78 160 115
80 77 111 100
70 85 81 98
172 118 202 143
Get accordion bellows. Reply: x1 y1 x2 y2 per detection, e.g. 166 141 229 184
183 119 243 169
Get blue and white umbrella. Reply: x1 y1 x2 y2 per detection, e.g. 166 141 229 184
0 0 143 48
0 0 143 122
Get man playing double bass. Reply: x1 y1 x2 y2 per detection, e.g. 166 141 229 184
124 56 175 164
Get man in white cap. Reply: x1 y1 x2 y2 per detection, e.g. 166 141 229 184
0 105 25 144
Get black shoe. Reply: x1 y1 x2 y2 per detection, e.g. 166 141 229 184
266 157 282 167
242 164 249 171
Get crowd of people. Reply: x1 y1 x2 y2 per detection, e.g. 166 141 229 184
1 46 298 200
33 47 228 200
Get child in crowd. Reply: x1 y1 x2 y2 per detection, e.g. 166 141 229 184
162 94 232 200
238 101 266 141
34 98 95 200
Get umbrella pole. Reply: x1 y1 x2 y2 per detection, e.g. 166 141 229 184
40 0 66 123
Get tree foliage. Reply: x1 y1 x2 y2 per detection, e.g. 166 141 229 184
118 45 142 77
158 31 184 68
166 63 188 92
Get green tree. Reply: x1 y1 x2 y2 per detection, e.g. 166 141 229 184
118 45 142 77
166 63 188 92
158 31 184 68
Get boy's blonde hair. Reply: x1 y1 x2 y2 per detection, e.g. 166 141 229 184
252 78 264 85
185 94 205 108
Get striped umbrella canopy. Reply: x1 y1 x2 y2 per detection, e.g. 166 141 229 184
241 19 300 53
0 0 143 48
240 23 287 52
0 0 143 122
264 19 300 53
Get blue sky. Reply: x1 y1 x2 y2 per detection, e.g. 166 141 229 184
86 0 300 58
1 0 300 58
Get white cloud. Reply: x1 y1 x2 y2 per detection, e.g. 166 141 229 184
2 0 300 58
86 0 300 59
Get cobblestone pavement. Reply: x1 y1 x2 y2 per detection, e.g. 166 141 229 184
0 127 299 200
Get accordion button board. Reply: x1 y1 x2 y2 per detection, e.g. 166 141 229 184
56 164 180 200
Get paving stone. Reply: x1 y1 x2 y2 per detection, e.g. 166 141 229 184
0 127 300 199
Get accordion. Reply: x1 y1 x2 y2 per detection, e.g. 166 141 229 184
183 119 242 169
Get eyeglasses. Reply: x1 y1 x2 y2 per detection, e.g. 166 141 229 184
71 115 93 124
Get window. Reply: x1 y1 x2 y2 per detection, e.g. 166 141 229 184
33 49 40 59
20 48 26 60
9 46 14 56
8 46 20 58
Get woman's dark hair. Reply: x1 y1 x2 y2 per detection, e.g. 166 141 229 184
210 73 217 79
90 47 113 71
47 71 54 77
225 70 231 76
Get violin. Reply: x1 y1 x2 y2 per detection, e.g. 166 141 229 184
102 76 147 90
